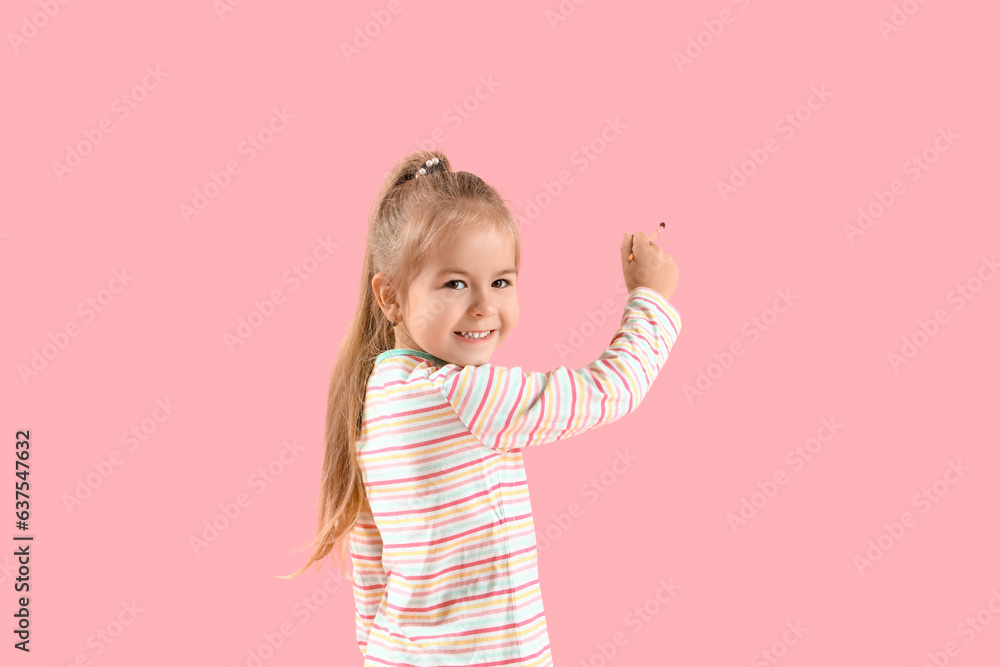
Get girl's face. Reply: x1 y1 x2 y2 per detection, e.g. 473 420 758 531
395 224 519 366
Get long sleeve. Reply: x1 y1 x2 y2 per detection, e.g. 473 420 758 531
428 286 680 453
348 509 388 656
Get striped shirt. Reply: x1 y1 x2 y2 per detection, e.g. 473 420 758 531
350 286 681 666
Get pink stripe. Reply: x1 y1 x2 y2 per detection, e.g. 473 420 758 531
374 476 526 509
518 380 547 450
365 641 551 667
467 365 494 432
386 543 538 582
382 576 543 614
365 452 489 486
363 424 471 457
487 368 517 445
368 609 547 642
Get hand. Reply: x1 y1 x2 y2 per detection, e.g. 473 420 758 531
620 230 679 301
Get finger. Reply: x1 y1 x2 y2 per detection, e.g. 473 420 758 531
621 232 634 267
626 232 646 263
631 232 649 260
644 232 665 257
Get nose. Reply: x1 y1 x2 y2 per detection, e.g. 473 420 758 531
468 285 498 318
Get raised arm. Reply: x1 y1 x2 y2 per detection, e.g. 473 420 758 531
429 286 680 453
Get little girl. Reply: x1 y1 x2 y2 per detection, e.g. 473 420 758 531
291 150 681 666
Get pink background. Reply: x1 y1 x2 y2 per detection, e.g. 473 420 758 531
3 1 999 665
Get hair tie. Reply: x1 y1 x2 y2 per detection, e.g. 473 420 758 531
415 157 442 178
400 157 444 184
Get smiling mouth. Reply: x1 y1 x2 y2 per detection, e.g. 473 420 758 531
454 329 496 341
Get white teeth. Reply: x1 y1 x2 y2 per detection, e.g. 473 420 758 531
457 330 491 339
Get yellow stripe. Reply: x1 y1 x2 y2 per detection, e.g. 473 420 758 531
388 548 538 595
371 589 547 646
373 488 531 529
375 514 535 563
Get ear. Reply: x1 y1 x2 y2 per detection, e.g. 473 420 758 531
371 272 397 320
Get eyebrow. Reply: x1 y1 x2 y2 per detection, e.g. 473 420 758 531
435 267 518 278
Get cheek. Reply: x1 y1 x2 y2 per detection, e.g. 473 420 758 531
405 314 428 337
505 303 519 329
413 301 455 334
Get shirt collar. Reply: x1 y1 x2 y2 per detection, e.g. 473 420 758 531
375 348 446 366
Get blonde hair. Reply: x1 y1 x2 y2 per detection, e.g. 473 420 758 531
282 149 522 581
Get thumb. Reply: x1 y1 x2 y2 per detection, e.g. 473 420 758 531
630 231 649 262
